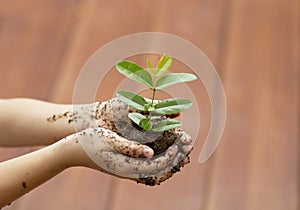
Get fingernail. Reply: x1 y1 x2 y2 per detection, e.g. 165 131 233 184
143 147 154 158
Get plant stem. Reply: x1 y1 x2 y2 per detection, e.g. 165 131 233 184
148 88 156 124
151 66 157 107
151 88 156 107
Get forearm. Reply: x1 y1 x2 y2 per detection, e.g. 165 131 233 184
0 98 75 146
0 134 90 208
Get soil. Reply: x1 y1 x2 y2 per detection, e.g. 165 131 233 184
114 117 186 186
113 113 178 155
22 181 27 189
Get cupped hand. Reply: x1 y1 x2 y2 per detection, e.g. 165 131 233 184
76 127 192 186
72 98 193 185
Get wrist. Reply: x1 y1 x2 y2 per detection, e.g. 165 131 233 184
54 133 97 169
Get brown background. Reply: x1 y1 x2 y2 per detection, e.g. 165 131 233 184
0 0 298 210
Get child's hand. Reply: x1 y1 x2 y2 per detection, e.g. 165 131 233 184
52 97 193 185
74 127 192 186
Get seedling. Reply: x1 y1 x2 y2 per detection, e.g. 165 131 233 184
116 55 197 132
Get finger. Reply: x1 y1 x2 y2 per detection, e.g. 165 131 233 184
89 136 191 185
99 145 178 177
182 145 193 153
96 127 154 158
134 152 191 186
178 131 192 145
172 153 186 166
79 127 153 158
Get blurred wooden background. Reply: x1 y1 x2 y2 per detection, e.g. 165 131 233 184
0 0 298 209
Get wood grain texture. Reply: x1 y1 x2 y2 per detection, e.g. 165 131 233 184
0 0 298 209
206 0 299 209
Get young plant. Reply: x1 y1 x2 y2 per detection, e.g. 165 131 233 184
116 55 197 132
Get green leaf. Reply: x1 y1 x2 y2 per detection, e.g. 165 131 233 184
154 98 192 114
144 103 156 112
152 120 182 132
156 73 197 90
128 113 152 130
156 55 173 76
147 59 155 76
139 118 152 131
116 91 148 111
116 60 153 88
128 112 146 125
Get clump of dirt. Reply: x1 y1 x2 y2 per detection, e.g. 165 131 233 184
102 99 180 155
114 117 178 155
116 119 177 155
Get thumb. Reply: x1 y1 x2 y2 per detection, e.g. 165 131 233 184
79 127 154 158
99 128 154 158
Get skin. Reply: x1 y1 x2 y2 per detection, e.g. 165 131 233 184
0 98 192 208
